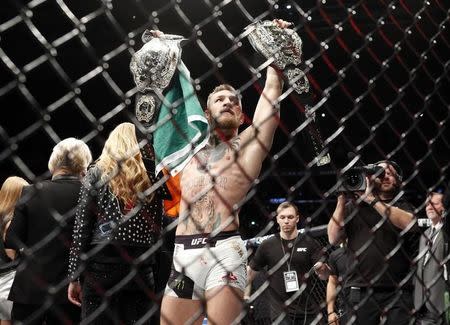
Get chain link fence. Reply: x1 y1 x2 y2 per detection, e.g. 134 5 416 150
0 0 449 324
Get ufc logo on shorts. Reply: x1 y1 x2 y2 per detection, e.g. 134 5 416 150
191 238 208 246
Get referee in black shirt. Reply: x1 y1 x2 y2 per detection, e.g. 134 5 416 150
246 202 327 324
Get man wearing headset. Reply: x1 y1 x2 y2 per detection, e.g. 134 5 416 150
327 160 417 324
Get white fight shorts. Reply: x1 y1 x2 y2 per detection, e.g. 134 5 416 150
164 231 247 300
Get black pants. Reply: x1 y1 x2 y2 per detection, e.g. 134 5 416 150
342 287 413 325
276 313 324 325
11 302 80 325
81 261 156 324
270 308 324 325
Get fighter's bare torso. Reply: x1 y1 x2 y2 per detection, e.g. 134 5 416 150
177 136 255 235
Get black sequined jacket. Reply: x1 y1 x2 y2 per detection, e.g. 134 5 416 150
68 157 169 281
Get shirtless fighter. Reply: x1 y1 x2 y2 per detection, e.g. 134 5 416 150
160 20 289 325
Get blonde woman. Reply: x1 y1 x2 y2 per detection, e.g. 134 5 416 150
68 123 166 324
0 176 28 325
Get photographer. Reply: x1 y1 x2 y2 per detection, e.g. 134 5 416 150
327 161 416 324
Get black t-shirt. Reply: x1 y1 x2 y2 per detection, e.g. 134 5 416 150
343 198 417 288
328 246 349 313
249 232 323 316
328 247 348 280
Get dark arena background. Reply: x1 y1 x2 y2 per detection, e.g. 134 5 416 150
0 0 449 323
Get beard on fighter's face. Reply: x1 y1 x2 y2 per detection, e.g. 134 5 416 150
208 110 241 130
216 117 240 129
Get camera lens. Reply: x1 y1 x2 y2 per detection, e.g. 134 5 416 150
344 171 364 190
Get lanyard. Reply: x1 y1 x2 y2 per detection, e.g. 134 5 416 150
280 234 298 272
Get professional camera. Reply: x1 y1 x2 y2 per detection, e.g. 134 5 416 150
337 164 385 192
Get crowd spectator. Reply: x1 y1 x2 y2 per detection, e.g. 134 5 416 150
67 123 167 324
5 138 92 324
414 192 447 324
0 176 29 325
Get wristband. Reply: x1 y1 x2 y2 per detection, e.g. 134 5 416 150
369 198 379 207
328 311 337 316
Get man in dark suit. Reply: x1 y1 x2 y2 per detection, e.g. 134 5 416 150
5 138 92 325
414 192 447 324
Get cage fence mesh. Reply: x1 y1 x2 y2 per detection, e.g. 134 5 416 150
0 0 449 324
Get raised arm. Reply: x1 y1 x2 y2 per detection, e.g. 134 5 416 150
363 196 414 229
360 176 414 229
238 20 294 179
328 194 347 245
239 66 283 178
252 65 284 145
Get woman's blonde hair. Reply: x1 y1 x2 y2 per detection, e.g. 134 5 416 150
0 176 29 220
96 122 153 205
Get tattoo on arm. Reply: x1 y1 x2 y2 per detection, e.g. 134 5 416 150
230 137 240 152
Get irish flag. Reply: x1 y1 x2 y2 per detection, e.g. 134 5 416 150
153 62 209 216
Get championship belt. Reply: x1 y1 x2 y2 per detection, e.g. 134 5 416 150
130 31 185 128
246 21 331 166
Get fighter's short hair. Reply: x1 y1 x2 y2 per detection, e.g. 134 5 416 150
206 84 241 109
